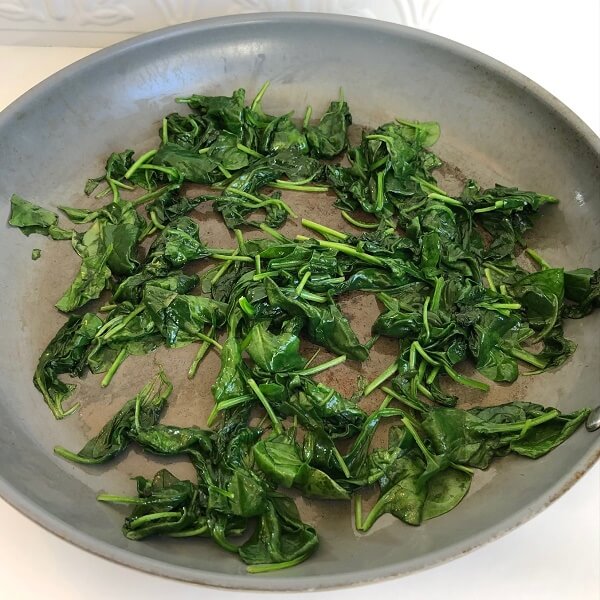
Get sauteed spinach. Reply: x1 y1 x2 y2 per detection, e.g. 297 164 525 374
8 82 597 572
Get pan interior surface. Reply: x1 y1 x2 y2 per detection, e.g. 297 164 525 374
0 14 598 591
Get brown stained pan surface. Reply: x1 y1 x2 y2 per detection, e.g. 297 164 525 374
0 14 598 591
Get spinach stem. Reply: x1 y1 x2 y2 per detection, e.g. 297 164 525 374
426 365 440 385
483 262 509 277
207 395 253 427
141 226 157 240
410 176 447 196
303 348 321 368
103 305 145 340
238 296 255 317
161 118 168 144
138 163 178 178
360 490 390 531
363 361 399 396
168 524 209 538
253 270 281 281
254 254 261 274
250 80 270 112
195 331 223 351
292 354 347 377
95 314 125 339
188 329 214 379
417 382 433 400
353 494 363 531
317 240 384 266
341 211 379 229
409 343 417 371
275 174 316 186
96 494 145 504
295 271 312 296
380 386 427 412
526 248 552 270
375 170 385 212
228 187 297 217
401 417 434 462
299 290 328 303
211 254 253 262
473 204 500 214
129 512 182 529
484 267 497 292
369 156 387 171
301 218 348 241
210 248 239 285
248 378 283 435
442 363 489 391
234 228 247 255
247 554 310 574
101 347 128 388
476 409 560 434
303 105 312 130
53 446 93 463
412 341 439 366
107 178 119 203
417 360 427 384
217 164 232 179
427 192 463 207
331 444 351 478
258 223 287 241
271 181 328 193
124 149 158 180
236 143 263 158
509 347 547 369
112 180 135 190
149 210 165 230
431 277 444 311
131 185 175 207
422 296 431 342
365 134 394 144
488 303 521 310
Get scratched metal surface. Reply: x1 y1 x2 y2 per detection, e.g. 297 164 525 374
0 14 598 591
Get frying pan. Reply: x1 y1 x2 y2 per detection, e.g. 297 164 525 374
0 13 598 591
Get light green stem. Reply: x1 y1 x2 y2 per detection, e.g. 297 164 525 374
363 361 399 396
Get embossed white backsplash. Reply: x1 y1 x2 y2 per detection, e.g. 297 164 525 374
0 0 443 45
2 1 597 136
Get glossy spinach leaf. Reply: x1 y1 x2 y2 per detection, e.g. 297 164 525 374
9 194 72 240
54 371 172 463
34 313 103 419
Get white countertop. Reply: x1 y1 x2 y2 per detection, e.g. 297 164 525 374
0 17 599 600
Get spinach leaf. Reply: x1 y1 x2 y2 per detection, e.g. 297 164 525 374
245 321 306 373
9 194 71 240
143 286 227 347
563 268 600 318
101 469 205 540
509 408 590 458
239 492 319 572
306 99 351 158
253 434 349 499
34 313 102 418
54 371 172 463
55 243 113 313
265 278 369 361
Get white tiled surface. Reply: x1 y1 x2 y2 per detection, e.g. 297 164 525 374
0 4 599 598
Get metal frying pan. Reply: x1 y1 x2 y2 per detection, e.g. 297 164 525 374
0 13 598 591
